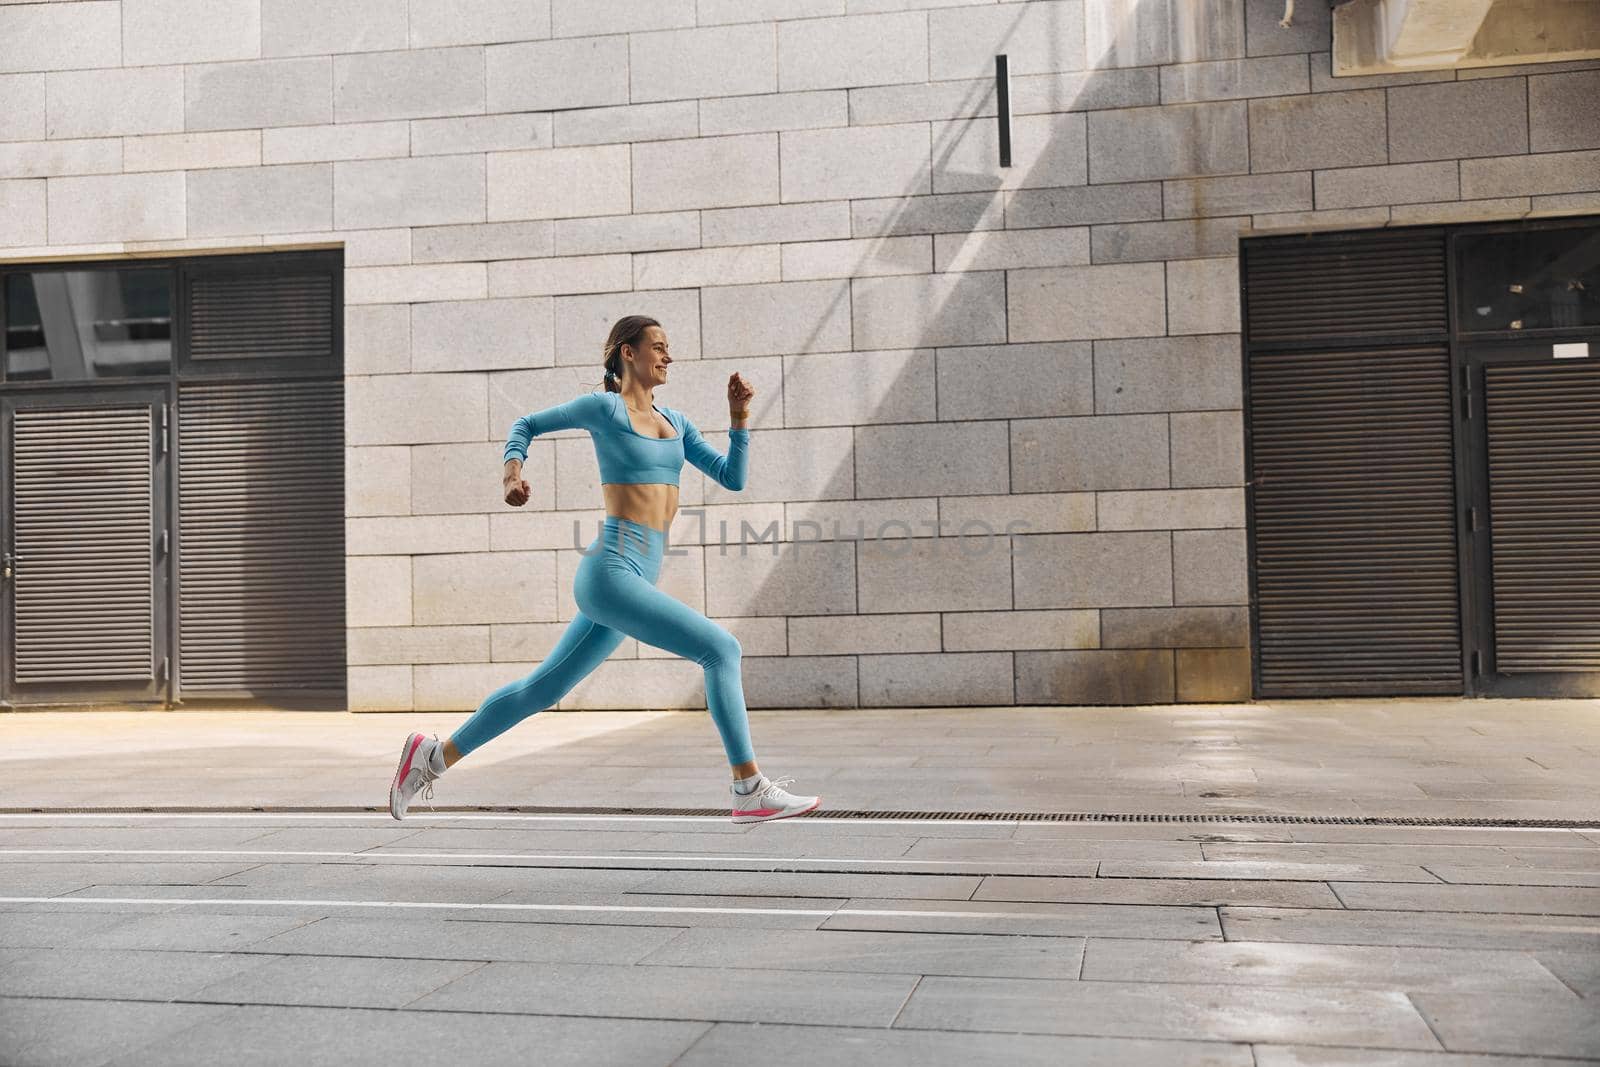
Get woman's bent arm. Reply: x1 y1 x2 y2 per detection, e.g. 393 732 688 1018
503 392 609 463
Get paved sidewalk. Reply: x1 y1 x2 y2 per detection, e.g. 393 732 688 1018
1 701 1597 1065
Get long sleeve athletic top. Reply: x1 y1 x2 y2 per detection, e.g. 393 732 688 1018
503 389 749 490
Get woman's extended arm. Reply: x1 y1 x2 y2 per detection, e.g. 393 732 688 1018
503 392 609 464
683 415 750 491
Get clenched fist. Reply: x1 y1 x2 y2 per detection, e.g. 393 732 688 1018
503 473 530 507
728 371 754 411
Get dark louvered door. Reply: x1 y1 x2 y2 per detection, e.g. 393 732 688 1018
2 392 170 705
1243 228 1465 696
1465 344 1600 696
176 379 345 700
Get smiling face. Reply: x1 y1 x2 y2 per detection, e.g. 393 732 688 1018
625 324 672 387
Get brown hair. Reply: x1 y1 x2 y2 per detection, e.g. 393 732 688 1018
599 315 660 393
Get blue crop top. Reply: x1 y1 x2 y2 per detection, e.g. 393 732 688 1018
503 390 749 490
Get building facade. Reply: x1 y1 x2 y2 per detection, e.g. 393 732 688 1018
1 0 1596 712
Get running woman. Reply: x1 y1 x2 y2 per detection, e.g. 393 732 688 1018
389 315 822 824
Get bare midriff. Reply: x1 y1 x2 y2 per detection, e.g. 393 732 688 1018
602 482 679 533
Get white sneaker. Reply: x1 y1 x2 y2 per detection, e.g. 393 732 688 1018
389 732 442 821
731 775 821 824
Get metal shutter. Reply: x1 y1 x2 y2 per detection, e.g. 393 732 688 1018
176 379 345 695
188 273 335 362
12 407 154 684
1244 229 1449 344
1483 359 1600 671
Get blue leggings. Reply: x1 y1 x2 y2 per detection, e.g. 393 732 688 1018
450 516 755 767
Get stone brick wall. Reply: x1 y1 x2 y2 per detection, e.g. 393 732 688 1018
2 0 1596 711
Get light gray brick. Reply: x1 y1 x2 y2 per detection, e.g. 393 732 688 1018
1160 54 1307 103
1532 191 1600 214
1174 528 1247 605
1006 183 1163 231
46 67 184 139
1167 257 1240 336
858 535 1013 613
1101 605 1248 648
705 202 852 247
415 551 558 625
787 498 937 544
346 445 410 517
743 655 858 709
488 254 633 298
1011 68 1163 114
783 348 935 426
634 246 781 290
410 0 551 47
1389 78 1528 164
631 24 777 103
1091 217 1248 264
350 665 413 710
937 491 1096 536
1013 531 1174 609
633 134 779 213
702 280 851 358
705 541 857 617
861 652 1013 705
554 289 702 363
1086 0 1245 68
46 172 185 244
487 36 628 113
1098 488 1244 530
124 0 259 66
929 1 1085 80
188 164 331 238
0 139 120 180
121 131 258 172
348 514 489 555
410 442 512 515
0 1 119 74
852 271 1006 349
414 221 554 264
1094 335 1241 414
945 609 1100 652
559 656 705 709
1308 51 1453 93
790 613 939 655
412 298 554 373
261 122 406 165
1012 414 1169 493
782 236 932 280
781 123 931 202
335 155 485 230
348 556 412 629
1164 173 1311 218
1530 70 1600 153
347 372 487 446
554 211 699 256
936 342 1093 420
186 57 331 132
1461 149 1600 199
1250 205 1391 231
1245 0 1329 56
708 425 853 504
319 228 411 267
934 227 1089 272
1314 161 1458 210
1170 410 1243 488
350 625 492 666
347 264 487 305
855 421 1009 498
701 91 848 136
1387 197 1532 226
0 179 44 246
778 11 928 92
850 80 993 126
699 0 845 24
1016 649 1175 704
487 145 632 222
1009 263 1166 343
263 0 407 57
932 112 1088 192
852 193 1003 238
0 74 44 142
335 47 485 123
1247 89 1387 173
411 114 553 156
552 0 693 36
346 305 410 376
1089 102 1248 182
554 101 698 148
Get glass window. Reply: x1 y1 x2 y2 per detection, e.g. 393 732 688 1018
1458 225 1600 334
4 268 173 382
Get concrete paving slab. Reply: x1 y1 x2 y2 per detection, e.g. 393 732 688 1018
975 875 1343 908
187 953 487 1009
676 1022 1254 1066
0 909 144 949
627 870 984 900
1427 866 1600 888
1098 859 1444 883
1330 882 1600 916
636 927 1087 979
1535 950 1600 997
69 911 318 952
1411 992 1600 1058
895 975 1442 1047
1203 843 1530 866
1220 906 1600 951
906 838 1209 861
410 959 921 1026
251 915 682 964
821 897 1223 938
0 996 231 1067
0 946 278 1000
1253 1045 1590 1065
1080 938 1577 994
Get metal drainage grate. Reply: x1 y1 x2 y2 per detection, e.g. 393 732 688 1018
2 806 1598 828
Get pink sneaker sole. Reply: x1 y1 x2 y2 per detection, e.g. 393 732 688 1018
731 797 823 824
388 733 426 820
